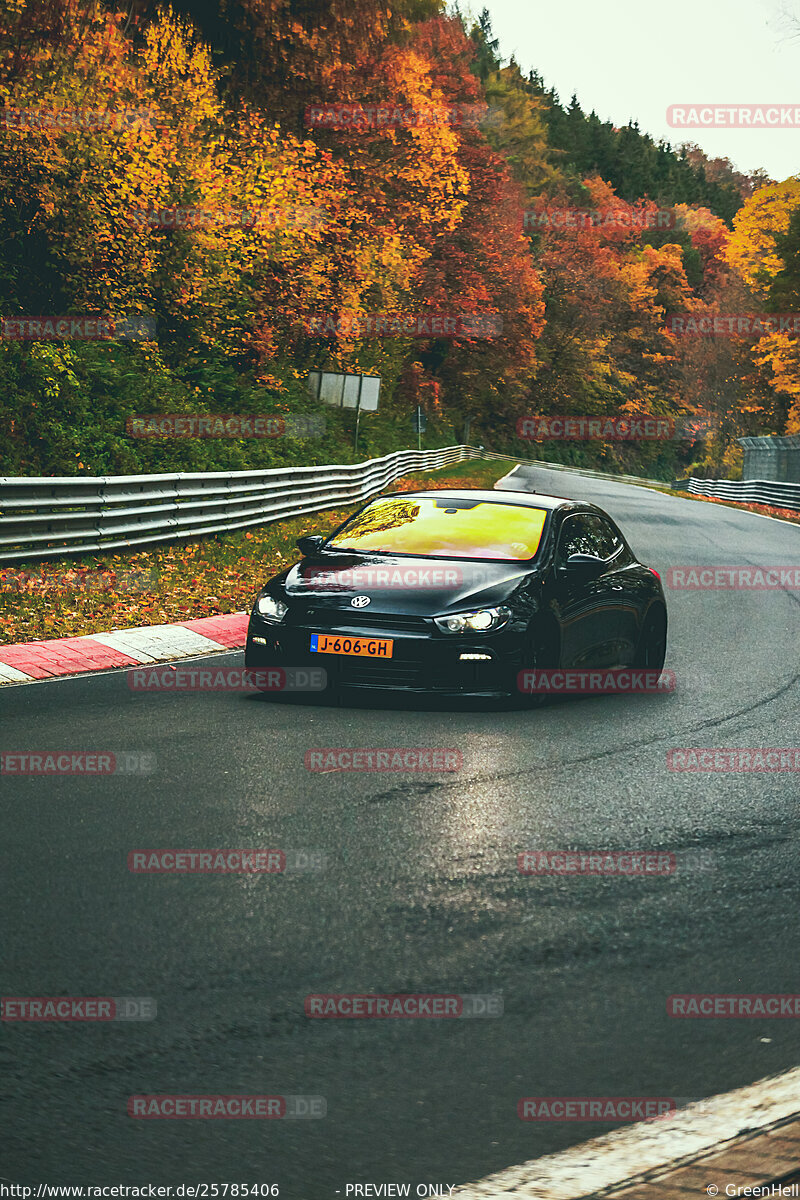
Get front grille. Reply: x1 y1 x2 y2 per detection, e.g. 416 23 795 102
293 607 430 634
336 659 426 689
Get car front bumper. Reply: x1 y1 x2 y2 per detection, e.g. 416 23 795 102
244 611 528 697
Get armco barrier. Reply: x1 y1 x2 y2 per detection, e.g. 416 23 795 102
0 446 481 563
680 477 800 511
493 457 667 489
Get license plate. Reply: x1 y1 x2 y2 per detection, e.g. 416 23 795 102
310 633 393 659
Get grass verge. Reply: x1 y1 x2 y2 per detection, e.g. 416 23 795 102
1 458 511 644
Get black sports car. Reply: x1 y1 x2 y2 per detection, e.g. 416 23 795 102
245 488 667 699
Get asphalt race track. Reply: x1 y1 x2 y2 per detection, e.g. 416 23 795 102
3 463 800 1196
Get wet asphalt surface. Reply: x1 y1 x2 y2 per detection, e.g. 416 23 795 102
2 463 800 1196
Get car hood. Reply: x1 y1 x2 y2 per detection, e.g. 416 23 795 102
277 551 536 615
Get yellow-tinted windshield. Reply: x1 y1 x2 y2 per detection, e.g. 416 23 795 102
328 497 548 561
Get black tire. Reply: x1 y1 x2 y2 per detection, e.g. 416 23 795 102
517 619 560 707
634 604 667 671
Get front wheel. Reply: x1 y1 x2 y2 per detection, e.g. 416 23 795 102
516 620 560 706
634 604 667 671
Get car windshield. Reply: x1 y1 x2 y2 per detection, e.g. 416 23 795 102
326 496 548 561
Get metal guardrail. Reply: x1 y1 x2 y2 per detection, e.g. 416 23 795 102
5 446 743 565
492 455 669 488
0 446 482 563
680 476 800 511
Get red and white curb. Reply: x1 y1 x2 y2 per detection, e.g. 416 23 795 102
0 612 248 685
452 1066 800 1198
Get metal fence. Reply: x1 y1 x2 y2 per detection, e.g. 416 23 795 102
0 446 482 563
738 435 800 483
12 446 789 566
680 476 800 512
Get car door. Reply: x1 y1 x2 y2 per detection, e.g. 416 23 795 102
585 515 640 664
550 513 611 668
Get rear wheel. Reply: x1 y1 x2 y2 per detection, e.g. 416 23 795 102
634 604 667 671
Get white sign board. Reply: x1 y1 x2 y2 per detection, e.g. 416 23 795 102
307 371 381 411
319 372 345 406
358 375 380 411
341 374 362 409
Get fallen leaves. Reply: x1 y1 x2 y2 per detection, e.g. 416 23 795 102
669 489 800 525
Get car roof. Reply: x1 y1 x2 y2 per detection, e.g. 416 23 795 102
381 488 584 512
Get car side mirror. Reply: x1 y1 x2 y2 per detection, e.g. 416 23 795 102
563 552 605 575
296 534 325 556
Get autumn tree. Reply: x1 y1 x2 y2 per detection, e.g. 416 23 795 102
725 179 800 434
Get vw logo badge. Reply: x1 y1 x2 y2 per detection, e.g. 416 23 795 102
350 595 371 608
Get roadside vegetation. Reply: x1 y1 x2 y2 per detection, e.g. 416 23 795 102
2 3 798 483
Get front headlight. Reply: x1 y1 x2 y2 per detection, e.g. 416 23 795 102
255 594 288 623
434 606 511 635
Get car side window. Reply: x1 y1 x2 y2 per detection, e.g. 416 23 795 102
586 516 622 560
557 515 596 563
557 514 623 563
